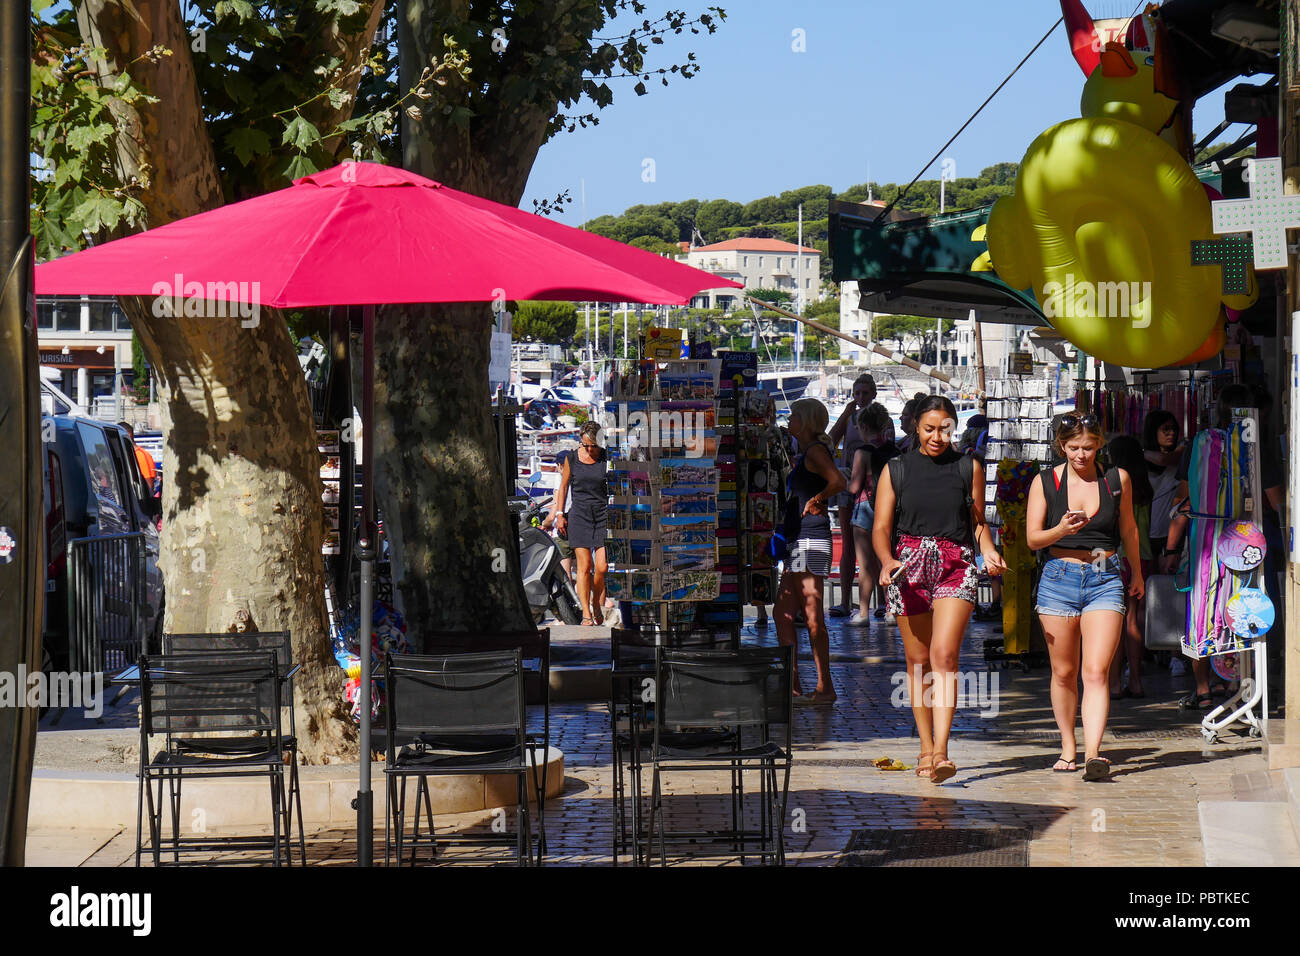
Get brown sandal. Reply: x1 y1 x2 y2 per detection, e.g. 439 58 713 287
915 753 933 778
930 758 957 784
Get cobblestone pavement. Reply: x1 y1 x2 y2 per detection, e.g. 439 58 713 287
32 613 1285 867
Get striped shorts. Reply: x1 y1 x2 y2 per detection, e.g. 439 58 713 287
784 537 832 577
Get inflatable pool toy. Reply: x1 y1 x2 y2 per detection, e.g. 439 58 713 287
987 1 1257 369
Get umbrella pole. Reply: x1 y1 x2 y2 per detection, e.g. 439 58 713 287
356 303 376 866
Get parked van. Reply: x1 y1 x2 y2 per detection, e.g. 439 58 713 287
41 409 163 671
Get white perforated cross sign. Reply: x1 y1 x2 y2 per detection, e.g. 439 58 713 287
1210 157 1300 270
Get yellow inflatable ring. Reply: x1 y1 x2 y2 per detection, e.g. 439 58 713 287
988 116 1232 368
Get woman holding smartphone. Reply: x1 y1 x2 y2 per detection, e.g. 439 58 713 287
1026 415 1145 781
873 396 1005 783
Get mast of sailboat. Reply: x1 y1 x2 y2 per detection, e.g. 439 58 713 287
795 203 803 371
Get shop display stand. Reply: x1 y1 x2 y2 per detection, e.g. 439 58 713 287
603 358 730 641
1197 408 1267 743
982 375 1058 664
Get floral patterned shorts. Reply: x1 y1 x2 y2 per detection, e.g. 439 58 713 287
886 535 978 617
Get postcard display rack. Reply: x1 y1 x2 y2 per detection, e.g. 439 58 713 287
983 377 1055 656
602 357 780 635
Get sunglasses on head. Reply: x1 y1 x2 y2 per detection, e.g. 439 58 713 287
1057 414 1100 433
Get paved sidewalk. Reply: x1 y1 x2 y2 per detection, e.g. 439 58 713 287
27 613 1298 866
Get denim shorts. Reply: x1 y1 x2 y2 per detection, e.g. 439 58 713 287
850 500 874 531
1034 556 1126 618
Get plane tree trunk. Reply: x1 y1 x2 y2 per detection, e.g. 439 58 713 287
73 0 384 761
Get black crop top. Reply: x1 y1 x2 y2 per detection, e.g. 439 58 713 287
1043 463 1122 551
888 447 975 545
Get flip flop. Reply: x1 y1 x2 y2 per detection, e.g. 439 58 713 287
930 759 957 784
1052 756 1077 773
915 753 933 778
1084 757 1111 781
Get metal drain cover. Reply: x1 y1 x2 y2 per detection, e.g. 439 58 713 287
838 828 1030 867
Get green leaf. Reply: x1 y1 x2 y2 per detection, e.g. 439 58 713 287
225 126 271 166
326 86 347 110
633 81 647 96
314 0 362 14
222 72 258 105
65 122 115 153
281 115 320 150
284 153 319 181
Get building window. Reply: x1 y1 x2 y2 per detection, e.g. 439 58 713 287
54 300 81 332
758 257 764 268
37 301 56 330
88 300 117 332
743 256 748 267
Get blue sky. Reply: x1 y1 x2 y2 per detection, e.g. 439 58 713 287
522 0 1239 225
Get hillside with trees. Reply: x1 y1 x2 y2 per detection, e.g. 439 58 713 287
583 164 1020 282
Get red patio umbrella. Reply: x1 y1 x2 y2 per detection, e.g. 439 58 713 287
35 160 739 865
36 161 735 307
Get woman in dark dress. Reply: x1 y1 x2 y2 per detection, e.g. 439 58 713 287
552 421 609 625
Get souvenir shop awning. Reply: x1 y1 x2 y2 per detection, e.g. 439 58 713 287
829 201 1044 326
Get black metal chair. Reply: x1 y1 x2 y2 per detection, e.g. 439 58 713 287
421 629 550 864
163 631 304 864
645 645 794 866
382 650 533 866
135 650 288 866
609 626 739 865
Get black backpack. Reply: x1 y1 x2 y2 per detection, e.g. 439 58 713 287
888 451 977 548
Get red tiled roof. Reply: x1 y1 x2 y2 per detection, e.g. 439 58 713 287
691 238 820 254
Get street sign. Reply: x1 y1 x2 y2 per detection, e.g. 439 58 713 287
489 330 512 388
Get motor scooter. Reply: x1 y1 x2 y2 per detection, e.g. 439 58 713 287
512 496 583 625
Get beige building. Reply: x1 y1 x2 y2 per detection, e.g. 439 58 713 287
36 296 139 419
678 238 822 311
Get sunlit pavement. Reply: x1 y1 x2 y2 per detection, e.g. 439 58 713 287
26 613 1297 866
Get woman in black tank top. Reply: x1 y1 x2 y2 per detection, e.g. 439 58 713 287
1025 415 1145 781
872 397 1005 785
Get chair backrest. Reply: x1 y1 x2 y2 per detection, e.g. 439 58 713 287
611 626 735 670
140 651 282 739
164 631 293 673
421 629 549 669
384 650 525 743
655 646 792 731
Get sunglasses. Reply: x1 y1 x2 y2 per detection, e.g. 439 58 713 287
1057 414 1100 433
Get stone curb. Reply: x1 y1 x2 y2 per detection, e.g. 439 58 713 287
29 748 564 829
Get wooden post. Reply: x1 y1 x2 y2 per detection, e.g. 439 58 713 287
973 310 988 412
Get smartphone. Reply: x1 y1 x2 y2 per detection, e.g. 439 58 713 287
1067 510 1087 522
888 564 906 582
